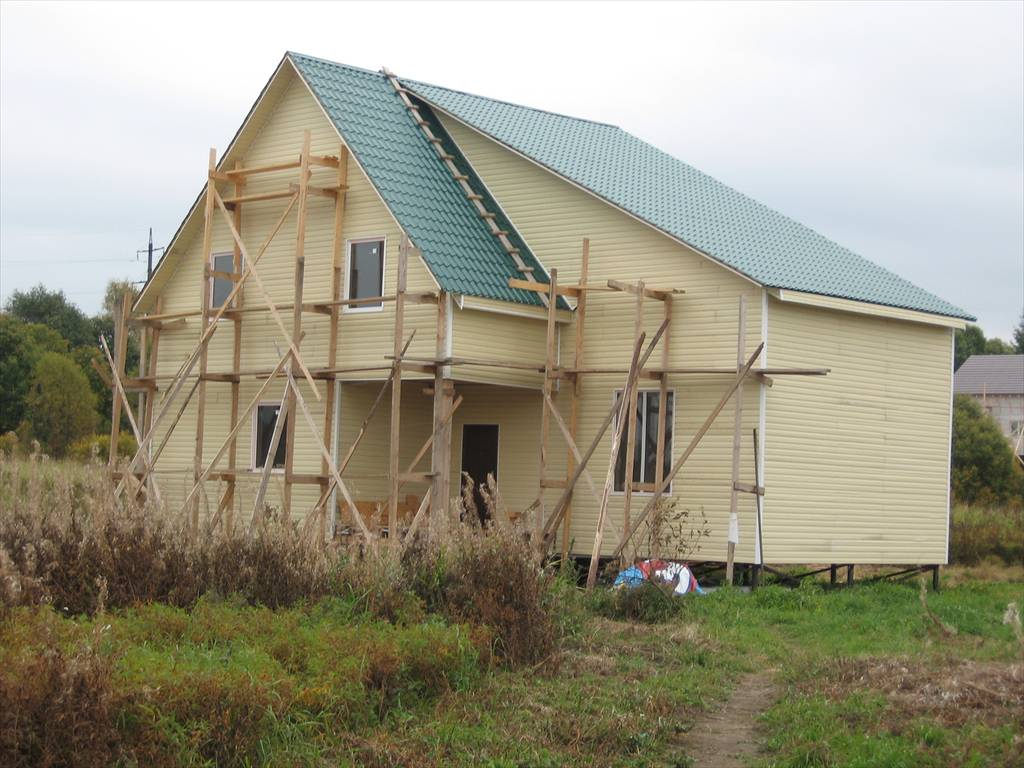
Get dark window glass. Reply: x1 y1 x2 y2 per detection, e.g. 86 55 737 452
613 390 674 492
348 240 384 306
255 404 287 469
211 252 237 309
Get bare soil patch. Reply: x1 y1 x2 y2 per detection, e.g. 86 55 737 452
811 656 1024 729
680 670 779 768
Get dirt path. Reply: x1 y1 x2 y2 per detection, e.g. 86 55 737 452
680 671 779 768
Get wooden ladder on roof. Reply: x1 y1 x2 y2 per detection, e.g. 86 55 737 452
381 68 546 301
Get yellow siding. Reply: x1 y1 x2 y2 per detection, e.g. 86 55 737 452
764 298 953 564
440 114 764 561
450 307 548 389
150 67 439 522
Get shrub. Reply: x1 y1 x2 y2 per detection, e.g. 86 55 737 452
67 433 138 463
0 610 123 768
952 395 1024 507
0 459 337 614
24 352 98 457
950 505 1024 565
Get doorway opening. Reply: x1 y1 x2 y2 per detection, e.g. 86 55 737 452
460 424 499 522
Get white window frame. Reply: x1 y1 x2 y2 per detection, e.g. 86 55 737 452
611 388 675 496
209 250 241 311
250 400 287 473
343 235 387 314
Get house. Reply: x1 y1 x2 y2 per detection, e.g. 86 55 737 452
121 52 973 575
954 355 1024 458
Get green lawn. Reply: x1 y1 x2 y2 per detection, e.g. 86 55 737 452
4 576 1021 767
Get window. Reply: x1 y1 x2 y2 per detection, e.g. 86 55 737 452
613 390 674 493
345 238 385 311
253 403 288 470
210 251 239 309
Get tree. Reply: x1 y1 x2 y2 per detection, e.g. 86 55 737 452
0 315 68 434
1014 313 1024 354
951 394 1024 507
954 325 986 370
4 285 94 348
984 337 1015 355
25 352 98 457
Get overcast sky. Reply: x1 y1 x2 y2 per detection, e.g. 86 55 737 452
1 1 1021 337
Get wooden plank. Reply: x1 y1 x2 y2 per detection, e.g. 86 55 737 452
541 319 670 543
620 281 644 562
654 294 672 559
179 350 294 515
543 391 601 508
606 279 679 301
726 295 747 586
400 492 432 549
142 296 162 437
212 189 319 396
100 336 161 507
251 379 290 525
536 269 558 541
224 159 245 532
107 292 130 466
508 277 581 298
611 342 765 559
191 147 218 533
224 158 301 177
282 130 312 515
586 330 647 589
284 367 373 541
322 144 349 536
430 294 453 533
397 394 463 495
563 238 589 559
387 235 409 543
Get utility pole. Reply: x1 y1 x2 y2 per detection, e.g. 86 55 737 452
137 228 165 282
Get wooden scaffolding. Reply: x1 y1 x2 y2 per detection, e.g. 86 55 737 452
105 131 827 579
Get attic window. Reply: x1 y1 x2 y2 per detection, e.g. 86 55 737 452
210 252 240 309
345 237 386 312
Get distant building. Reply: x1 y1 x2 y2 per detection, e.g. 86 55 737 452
954 354 1024 457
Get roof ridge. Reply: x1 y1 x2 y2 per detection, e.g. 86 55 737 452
399 77 620 130
286 51 384 79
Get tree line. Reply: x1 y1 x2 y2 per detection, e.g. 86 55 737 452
0 282 140 458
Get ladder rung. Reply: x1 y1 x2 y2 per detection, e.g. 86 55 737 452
493 230 510 237
440 153 455 161
506 247 521 255
518 266 535 273
452 174 468 181
479 211 496 219
429 137 444 144
466 193 482 201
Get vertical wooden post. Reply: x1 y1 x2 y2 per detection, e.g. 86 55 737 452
537 268 558 542
621 281 644 563
224 159 245 532
321 144 349 539
726 295 747 585
586 331 646 589
108 292 130 466
192 147 218 533
653 294 672 560
563 240 589 559
282 130 312 516
430 293 453 535
388 235 409 541
142 296 163 439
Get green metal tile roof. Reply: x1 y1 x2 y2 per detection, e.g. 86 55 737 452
404 79 973 321
289 53 551 307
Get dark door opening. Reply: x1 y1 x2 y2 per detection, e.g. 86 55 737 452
460 424 499 522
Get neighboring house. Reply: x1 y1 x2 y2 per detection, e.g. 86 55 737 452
127 52 973 569
954 355 1024 458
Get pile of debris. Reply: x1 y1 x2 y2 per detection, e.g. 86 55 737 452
613 559 704 595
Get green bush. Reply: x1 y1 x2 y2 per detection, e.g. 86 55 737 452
950 505 1024 565
24 352 98 457
951 395 1024 507
67 432 138 462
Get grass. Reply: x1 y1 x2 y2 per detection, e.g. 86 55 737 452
2 457 1022 766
